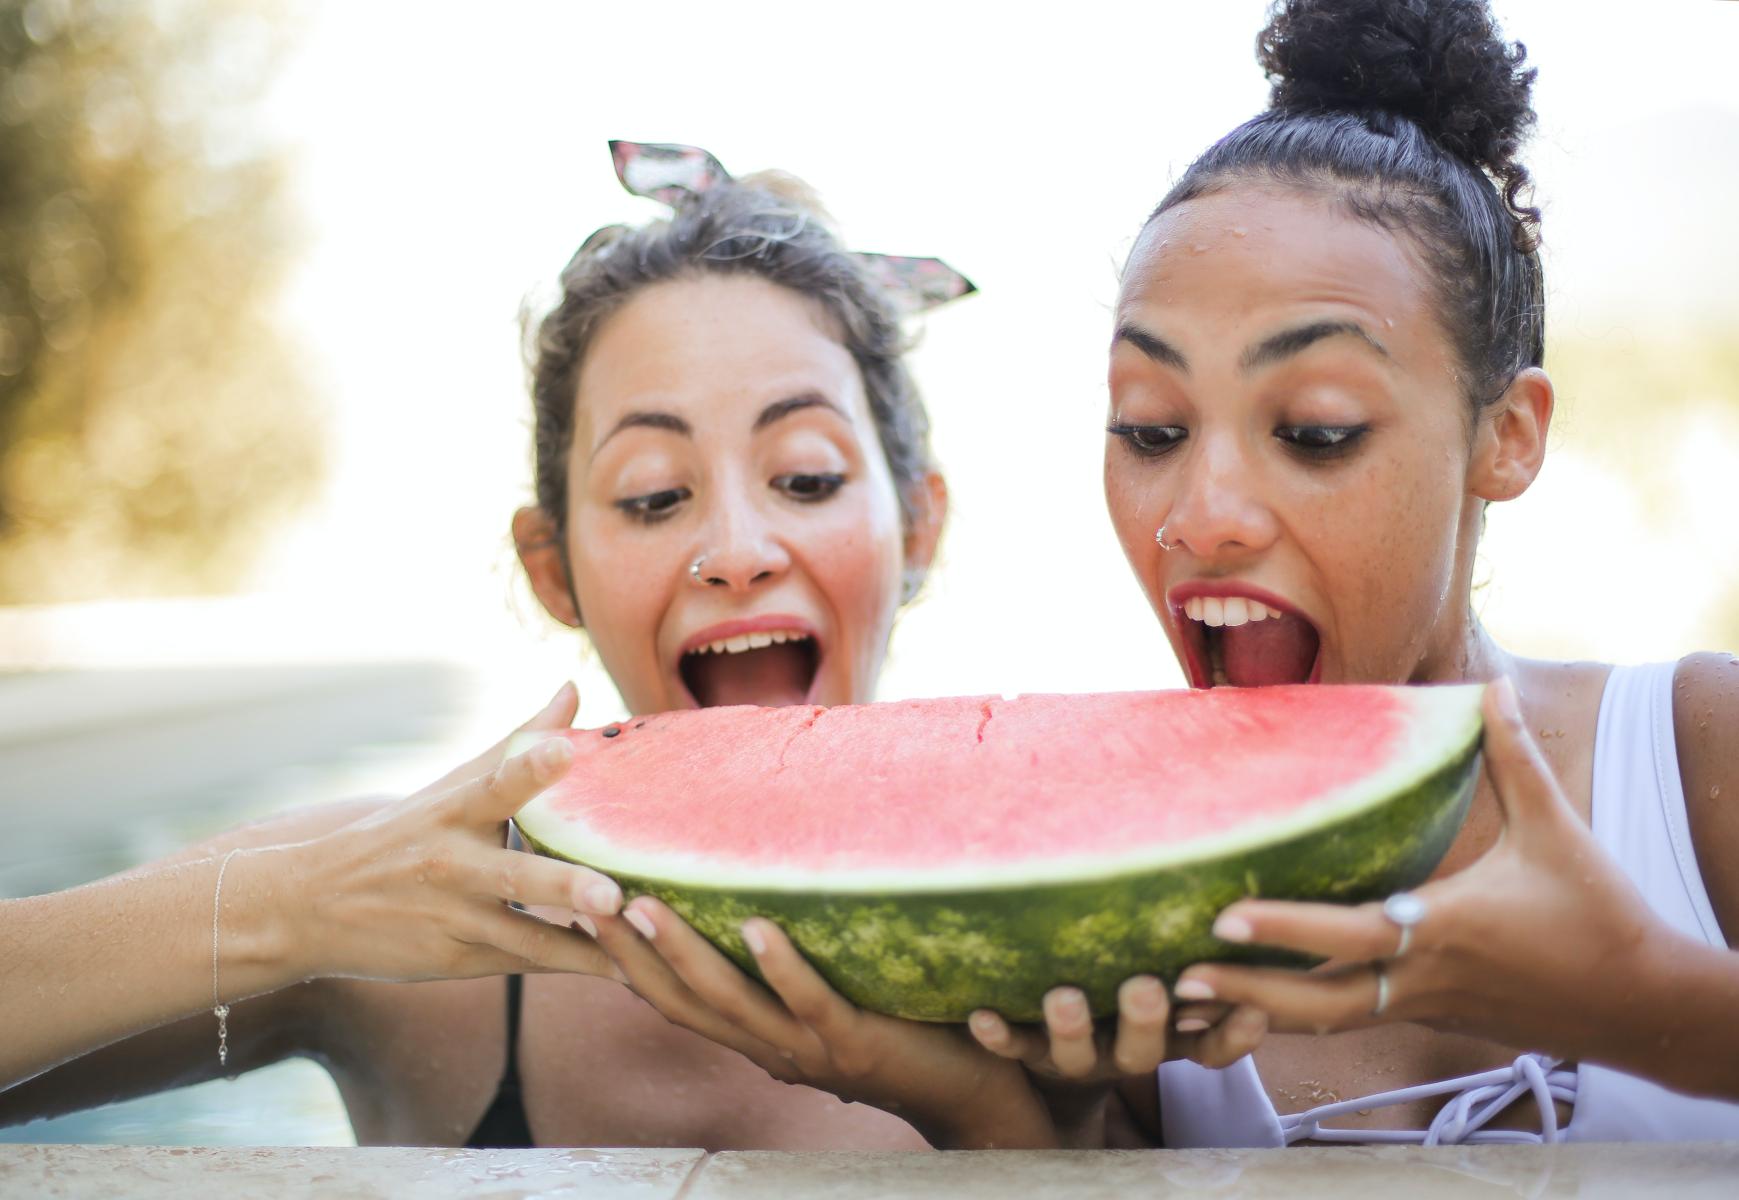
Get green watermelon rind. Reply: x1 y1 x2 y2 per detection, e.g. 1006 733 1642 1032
515 686 1483 1022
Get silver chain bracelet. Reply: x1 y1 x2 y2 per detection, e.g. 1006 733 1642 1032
210 848 243 1069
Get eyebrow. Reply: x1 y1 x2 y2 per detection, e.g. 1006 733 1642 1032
591 392 846 460
752 391 846 432
591 411 691 460
1113 323 1190 373
1240 320 1391 372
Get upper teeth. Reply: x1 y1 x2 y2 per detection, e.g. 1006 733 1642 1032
1183 597 1286 627
689 630 811 655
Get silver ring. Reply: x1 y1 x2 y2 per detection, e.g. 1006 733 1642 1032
1371 960 1391 1016
1155 525 1178 552
1383 891 1427 958
689 555 708 585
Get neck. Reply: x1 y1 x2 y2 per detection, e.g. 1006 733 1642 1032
1419 616 1516 686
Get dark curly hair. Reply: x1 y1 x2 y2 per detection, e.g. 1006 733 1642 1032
527 177 935 535
1153 0 1544 414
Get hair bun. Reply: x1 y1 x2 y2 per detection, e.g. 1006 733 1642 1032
1258 0 1536 179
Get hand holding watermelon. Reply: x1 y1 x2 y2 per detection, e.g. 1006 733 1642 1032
1169 680 1707 1076
592 895 1071 1149
280 682 626 983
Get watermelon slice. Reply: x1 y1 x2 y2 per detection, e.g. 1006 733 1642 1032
515 685 1482 1021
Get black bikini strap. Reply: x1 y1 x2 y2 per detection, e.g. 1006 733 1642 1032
501 974 524 1087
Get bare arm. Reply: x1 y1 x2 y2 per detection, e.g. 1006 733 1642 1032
0 685 620 1103
0 803 371 1098
1675 651 1739 946
1171 677 1739 1102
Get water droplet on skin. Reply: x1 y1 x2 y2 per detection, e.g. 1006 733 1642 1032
1357 1108 1373 1117
1191 243 1210 254
1713 786 1722 800
416 872 426 884
1231 226 1248 237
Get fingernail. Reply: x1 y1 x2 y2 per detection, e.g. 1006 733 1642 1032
572 913 598 937
543 680 576 714
968 1010 1000 1036
741 920 767 956
582 879 621 914
1123 976 1164 1015
1047 988 1087 1020
625 908 657 940
1494 676 1521 723
537 737 572 773
1175 1017 1211 1033
1173 978 1216 1001
1213 913 1253 943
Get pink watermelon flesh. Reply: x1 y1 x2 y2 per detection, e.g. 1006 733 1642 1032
537 687 1401 872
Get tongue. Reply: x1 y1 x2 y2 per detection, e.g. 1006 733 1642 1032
1220 614 1319 687
685 643 815 708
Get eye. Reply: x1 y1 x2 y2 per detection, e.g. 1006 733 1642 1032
773 472 845 502
614 487 691 523
1275 424 1369 459
1107 422 1186 458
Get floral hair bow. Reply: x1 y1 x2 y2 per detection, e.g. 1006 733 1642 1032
608 139 976 317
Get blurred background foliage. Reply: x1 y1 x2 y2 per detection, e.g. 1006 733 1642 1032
0 0 320 604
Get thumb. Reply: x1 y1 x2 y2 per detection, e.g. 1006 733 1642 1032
426 682 581 797
1480 677 1576 841
521 680 580 733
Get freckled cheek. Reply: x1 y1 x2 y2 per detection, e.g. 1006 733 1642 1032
1311 467 1457 666
805 497 904 669
568 522 674 680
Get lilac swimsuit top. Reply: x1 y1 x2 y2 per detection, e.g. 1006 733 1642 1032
1157 662 1739 1147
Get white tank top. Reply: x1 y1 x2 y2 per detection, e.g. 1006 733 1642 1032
1157 663 1739 1147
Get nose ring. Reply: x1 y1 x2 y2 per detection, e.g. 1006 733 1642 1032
689 554 710 586
1155 525 1179 552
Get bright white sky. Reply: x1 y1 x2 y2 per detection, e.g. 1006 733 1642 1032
16 1 1737 741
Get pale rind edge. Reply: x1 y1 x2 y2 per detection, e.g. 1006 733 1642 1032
513 684 1486 894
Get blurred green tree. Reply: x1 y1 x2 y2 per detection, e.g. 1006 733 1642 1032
0 0 320 603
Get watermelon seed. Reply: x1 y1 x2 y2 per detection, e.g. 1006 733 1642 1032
603 727 621 738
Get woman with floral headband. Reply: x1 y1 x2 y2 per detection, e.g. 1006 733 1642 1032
594 0 1739 1148
3 143 1174 1151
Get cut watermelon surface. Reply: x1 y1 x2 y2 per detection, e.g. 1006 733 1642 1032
515 685 1483 1021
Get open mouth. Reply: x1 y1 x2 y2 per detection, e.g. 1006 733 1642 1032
1173 593 1321 688
678 629 821 708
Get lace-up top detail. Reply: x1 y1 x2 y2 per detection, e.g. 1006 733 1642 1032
1158 663 1739 1149
1279 1053 1577 1145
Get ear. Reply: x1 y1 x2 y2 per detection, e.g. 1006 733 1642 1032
900 471 949 600
512 506 583 628
1469 367 1553 503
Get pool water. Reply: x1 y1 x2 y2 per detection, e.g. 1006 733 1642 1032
1 662 475 1146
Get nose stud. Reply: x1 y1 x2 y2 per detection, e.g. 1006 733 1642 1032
1155 526 1179 552
689 554 711 586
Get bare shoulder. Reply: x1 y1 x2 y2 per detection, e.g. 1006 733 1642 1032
1673 651 1739 945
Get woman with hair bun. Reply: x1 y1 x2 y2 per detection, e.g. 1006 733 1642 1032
1087 0 1739 1145
600 0 1739 1150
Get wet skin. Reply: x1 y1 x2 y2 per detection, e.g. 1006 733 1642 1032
1104 183 1604 1134
1105 183 1511 692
